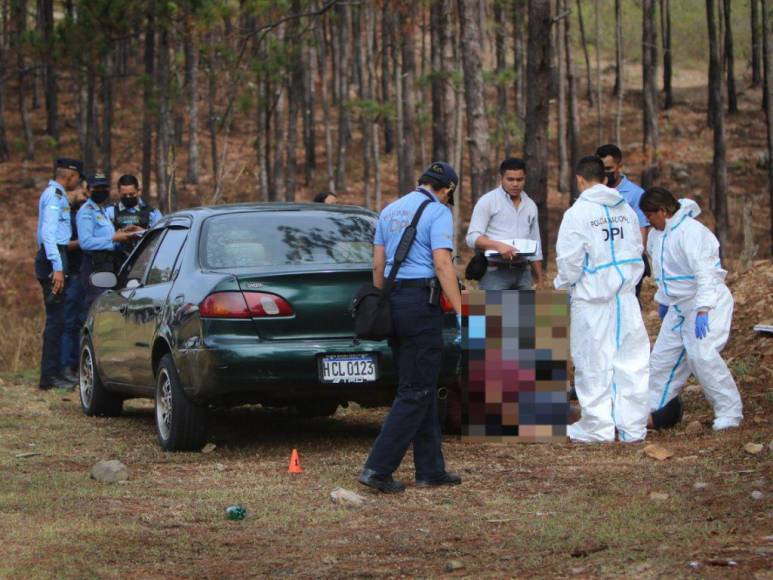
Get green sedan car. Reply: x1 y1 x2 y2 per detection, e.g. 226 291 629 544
79 203 461 451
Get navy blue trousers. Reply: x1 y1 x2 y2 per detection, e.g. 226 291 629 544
364 286 446 481
60 271 86 371
35 247 68 383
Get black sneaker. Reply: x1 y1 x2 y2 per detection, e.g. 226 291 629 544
39 376 76 391
650 396 684 430
415 472 462 488
358 468 406 493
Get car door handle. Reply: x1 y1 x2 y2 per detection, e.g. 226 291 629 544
119 304 128 314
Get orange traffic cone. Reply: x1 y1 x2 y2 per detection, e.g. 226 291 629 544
288 448 303 473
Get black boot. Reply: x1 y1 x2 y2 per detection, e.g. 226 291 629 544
650 396 684 430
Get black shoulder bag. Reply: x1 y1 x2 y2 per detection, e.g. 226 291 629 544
352 194 434 341
464 251 488 281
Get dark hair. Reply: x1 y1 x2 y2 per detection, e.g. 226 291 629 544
499 157 527 175
417 176 446 190
313 191 336 203
596 144 623 162
639 187 680 215
576 156 606 182
117 174 140 189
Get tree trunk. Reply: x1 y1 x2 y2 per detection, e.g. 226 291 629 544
441 0 456 164
302 42 315 187
155 26 172 210
364 1 381 210
285 0 301 202
380 4 394 155
576 0 594 105
400 3 418 193
723 0 738 114
0 19 10 161
494 1 510 159
642 0 659 163
763 0 773 252
513 0 527 124
557 0 569 193
564 0 580 201
614 0 624 145
84 67 97 173
430 0 449 162
525 0 552 260
101 50 113 176
13 0 34 160
707 0 728 250
392 11 406 193
314 17 335 192
752 0 762 88
142 10 155 195
334 4 351 193
594 0 602 142
40 0 57 142
184 14 199 184
458 0 493 203
659 0 673 109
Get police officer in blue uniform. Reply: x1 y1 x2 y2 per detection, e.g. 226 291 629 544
105 174 162 262
36 158 84 390
77 173 137 311
359 162 463 494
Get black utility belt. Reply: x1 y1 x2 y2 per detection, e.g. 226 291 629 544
394 277 438 289
489 261 530 269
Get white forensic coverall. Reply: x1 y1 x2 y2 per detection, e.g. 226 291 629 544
647 198 743 430
554 184 649 442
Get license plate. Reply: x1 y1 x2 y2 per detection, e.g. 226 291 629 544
319 354 377 383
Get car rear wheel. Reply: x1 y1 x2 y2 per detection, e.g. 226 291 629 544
79 336 123 417
155 354 208 451
295 399 339 418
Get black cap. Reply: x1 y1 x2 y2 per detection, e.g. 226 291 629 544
420 161 459 192
86 172 110 189
56 157 84 179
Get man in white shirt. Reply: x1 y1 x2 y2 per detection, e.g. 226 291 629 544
465 158 543 290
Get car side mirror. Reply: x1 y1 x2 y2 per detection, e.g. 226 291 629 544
90 272 117 289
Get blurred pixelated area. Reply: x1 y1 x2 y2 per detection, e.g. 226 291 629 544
461 290 570 442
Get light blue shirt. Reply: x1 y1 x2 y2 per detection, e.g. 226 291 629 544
77 199 116 252
374 187 454 279
36 180 71 272
105 201 163 227
616 175 649 228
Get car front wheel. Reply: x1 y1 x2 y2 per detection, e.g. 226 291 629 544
79 335 123 417
155 354 208 451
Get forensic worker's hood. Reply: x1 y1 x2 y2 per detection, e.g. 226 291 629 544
666 198 701 226
577 183 625 207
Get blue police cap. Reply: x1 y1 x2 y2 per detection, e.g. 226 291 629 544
56 157 84 179
420 161 459 191
87 172 110 189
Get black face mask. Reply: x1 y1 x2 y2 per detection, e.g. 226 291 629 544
605 172 617 186
121 195 139 209
90 189 110 205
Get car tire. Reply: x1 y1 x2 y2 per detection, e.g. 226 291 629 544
79 335 123 417
295 399 339 418
155 354 208 451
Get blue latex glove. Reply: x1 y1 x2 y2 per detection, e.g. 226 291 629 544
658 303 668 320
695 312 710 339
453 314 462 346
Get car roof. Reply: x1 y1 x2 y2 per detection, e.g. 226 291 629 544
165 202 378 221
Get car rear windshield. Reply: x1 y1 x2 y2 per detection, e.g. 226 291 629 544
200 210 376 269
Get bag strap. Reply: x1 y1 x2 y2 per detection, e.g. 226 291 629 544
382 190 435 296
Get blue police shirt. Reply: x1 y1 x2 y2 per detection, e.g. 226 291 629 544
36 180 72 272
77 199 116 252
105 201 162 227
374 187 454 279
616 175 649 228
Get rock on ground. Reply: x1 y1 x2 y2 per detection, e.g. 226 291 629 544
330 487 366 508
90 460 129 483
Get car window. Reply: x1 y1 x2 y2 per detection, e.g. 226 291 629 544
146 228 188 285
200 211 375 269
124 230 164 285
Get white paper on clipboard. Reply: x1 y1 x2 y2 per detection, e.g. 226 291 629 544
484 238 537 258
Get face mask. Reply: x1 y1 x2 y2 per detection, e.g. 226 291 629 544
121 195 139 209
605 172 617 186
90 189 110 205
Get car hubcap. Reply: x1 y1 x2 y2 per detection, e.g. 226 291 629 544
80 347 94 408
156 370 173 441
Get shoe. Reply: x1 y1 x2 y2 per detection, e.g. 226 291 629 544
39 376 76 391
60 368 79 385
712 417 741 431
650 396 683 430
358 468 406 493
415 471 462 488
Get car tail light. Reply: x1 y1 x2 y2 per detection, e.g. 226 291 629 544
243 292 294 317
200 292 251 318
439 292 454 313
